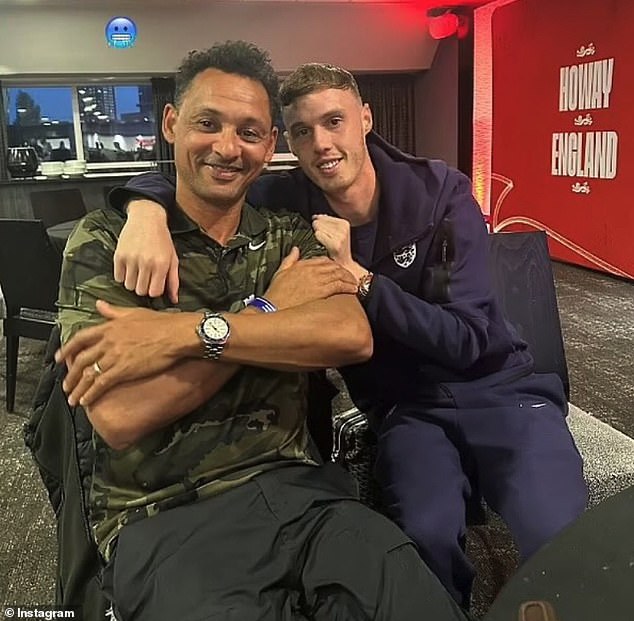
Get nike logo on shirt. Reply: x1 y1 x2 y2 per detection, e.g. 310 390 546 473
248 240 266 251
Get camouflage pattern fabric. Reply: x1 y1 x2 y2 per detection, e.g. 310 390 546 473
57 203 326 560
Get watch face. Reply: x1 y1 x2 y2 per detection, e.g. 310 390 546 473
203 315 229 340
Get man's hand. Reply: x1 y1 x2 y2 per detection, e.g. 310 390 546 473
312 214 366 280
264 246 358 310
55 300 199 407
114 200 180 303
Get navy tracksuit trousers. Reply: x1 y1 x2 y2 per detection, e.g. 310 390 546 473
373 371 588 608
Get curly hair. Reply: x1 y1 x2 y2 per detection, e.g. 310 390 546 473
174 40 280 123
280 63 361 108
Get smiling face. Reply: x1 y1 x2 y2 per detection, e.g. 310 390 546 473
163 68 277 213
283 87 373 198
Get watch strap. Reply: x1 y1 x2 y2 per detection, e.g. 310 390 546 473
247 296 277 313
357 271 374 301
203 341 225 360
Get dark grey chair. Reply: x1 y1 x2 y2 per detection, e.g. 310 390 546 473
30 188 87 229
0 219 61 411
487 230 569 399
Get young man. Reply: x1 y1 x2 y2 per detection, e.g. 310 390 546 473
104 63 587 608
56 45 467 621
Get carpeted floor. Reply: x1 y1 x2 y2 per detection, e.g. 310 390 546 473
554 262 634 437
0 339 56 609
0 261 632 614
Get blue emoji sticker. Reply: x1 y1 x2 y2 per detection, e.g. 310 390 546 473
105 17 137 49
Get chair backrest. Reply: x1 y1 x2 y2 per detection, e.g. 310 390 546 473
488 230 570 400
30 188 87 229
25 325 109 617
102 184 121 208
0 219 62 317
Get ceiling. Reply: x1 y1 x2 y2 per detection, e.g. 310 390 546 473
0 0 497 76
0 0 494 7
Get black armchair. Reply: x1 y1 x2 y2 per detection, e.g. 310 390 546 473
0 219 61 412
102 185 121 208
30 188 87 229
24 325 108 620
487 230 570 399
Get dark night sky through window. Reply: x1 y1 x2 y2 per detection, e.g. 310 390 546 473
7 86 139 123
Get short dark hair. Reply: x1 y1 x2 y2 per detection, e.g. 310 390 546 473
174 40 280 123
280 63 361 108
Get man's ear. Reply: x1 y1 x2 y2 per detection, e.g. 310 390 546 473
362 103 373 136
264 126 279 163
162 103 178 145
284 130 298 157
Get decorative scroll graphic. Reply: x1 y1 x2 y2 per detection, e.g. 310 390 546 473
571 181 591 194
490 172 633 280
576 42 596 58
574 113 593 126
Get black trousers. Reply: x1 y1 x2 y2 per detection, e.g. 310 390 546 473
103 463 467 621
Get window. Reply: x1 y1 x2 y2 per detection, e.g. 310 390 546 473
273 113 290 154
5 86 77 161
2 78 299 175
78 85 156 164
269 113 297 169
3 81 157 172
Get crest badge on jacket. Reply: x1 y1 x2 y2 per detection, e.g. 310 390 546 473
393 243 416 268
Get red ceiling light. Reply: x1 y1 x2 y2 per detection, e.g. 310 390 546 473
427 8 469 40
428 11 459 39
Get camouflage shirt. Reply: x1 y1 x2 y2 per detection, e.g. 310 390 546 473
57 202 326 559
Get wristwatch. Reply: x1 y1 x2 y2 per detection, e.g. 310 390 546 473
196 312 231 360
357 271 374 301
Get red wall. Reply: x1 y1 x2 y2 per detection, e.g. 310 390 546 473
489 0 634 279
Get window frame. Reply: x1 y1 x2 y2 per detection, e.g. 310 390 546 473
3 76 158 173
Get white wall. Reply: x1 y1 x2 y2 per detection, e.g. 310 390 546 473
0 2 435 76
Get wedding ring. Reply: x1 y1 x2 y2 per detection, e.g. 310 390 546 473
93 361 103 375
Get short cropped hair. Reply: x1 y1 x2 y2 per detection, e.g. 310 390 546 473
280 63 361 107
174 40 280 123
